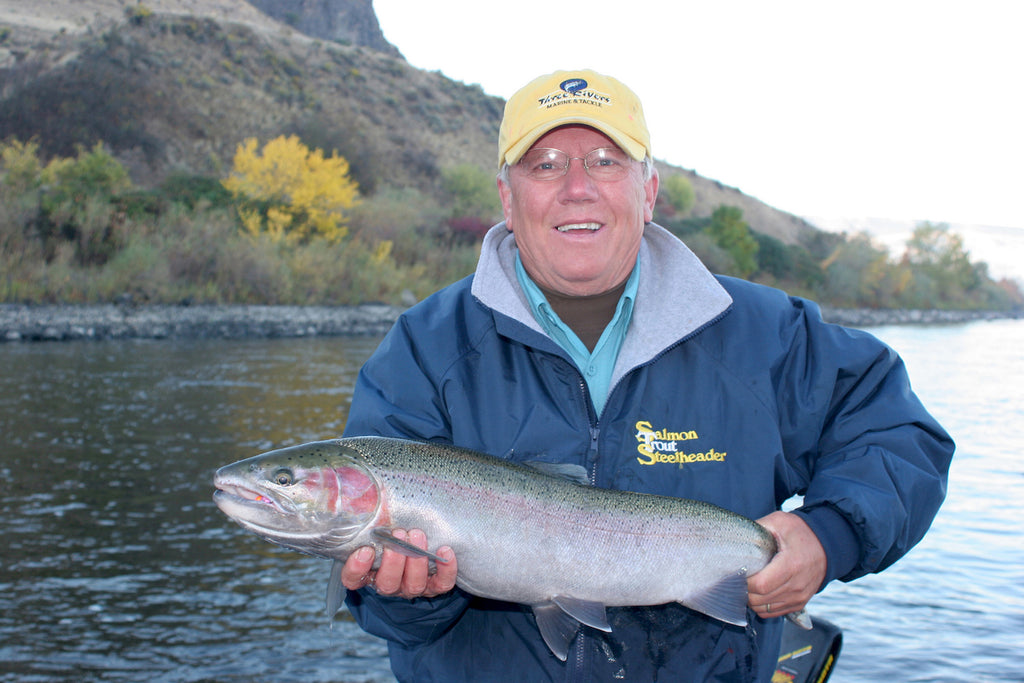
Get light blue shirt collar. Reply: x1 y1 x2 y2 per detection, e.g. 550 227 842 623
515 252 640 416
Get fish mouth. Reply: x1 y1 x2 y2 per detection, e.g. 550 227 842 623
213 483 288 513
212 486 315 541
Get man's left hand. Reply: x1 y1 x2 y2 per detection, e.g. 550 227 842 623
747 511 827 618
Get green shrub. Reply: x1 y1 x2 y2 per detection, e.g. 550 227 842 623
753 232 793 279
125 4 154 25
440 163 501 226
661 174 695 216
706 206 759 279
158 172 235 210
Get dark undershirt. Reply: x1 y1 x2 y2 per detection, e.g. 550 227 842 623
536 280 628 353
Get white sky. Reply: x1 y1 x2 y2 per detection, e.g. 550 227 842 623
374 0 1024 231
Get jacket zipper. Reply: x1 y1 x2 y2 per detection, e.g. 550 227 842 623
570 631 588 683
571 385 600 680
587 424 600 485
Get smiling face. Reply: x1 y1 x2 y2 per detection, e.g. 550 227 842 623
498 125 659 297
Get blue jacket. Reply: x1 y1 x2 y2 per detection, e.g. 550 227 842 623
343 223 954 682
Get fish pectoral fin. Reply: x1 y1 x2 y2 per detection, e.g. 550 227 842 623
326 559 345 624
680 570 750 627
551 595 611 632
371 527 451 563
532 603 580 662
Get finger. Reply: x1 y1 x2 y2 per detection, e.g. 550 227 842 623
399 529 430 597
749 569 815 614
340 546 376 590
747 566 788 607
373 529 409 595
423 546 458 597
747 546 789 598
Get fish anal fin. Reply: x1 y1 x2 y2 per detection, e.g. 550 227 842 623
532 603 579 662
532 596 610 661
551 595 611 632
371 527 450 563
681 570 750 627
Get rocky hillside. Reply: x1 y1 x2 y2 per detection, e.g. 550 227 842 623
0 0 819 245
244 0 401 59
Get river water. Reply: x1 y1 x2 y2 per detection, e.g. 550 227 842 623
0 320 1021 682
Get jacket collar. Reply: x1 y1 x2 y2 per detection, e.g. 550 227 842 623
471 222 733 381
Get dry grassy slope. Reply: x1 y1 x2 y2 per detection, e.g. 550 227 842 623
0 0 280 37
0 0 821 246
0 9 503 193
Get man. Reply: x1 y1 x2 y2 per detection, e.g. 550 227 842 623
340 69 953 681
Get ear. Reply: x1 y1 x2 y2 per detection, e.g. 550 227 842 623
643 166 659 224
497 176 514 230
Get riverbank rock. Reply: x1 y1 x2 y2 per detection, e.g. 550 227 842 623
819 306 1022 328
1 303 1020 343
0 304 402 342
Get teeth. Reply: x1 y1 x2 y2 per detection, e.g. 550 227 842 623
557 222 600 232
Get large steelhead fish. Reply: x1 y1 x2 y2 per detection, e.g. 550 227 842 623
213 436 805 660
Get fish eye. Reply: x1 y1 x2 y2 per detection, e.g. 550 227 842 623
272 468 294 486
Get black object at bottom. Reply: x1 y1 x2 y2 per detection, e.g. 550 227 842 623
774 615 843 683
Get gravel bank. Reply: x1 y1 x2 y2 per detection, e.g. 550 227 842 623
0 304 403 342
1 303 1020 343
819 306 1022 328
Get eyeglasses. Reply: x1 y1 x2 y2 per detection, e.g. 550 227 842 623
517 147 634 182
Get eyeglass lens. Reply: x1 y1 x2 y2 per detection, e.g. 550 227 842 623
519 148 632 181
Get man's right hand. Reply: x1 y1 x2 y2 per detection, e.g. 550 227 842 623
341 528 458 600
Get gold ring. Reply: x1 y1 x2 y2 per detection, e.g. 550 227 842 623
766 603 771 612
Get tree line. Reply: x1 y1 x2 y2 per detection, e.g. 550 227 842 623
655 176 1020 310
1 136 1019 311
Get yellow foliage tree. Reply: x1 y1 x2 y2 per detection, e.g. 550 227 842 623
222 135 360 243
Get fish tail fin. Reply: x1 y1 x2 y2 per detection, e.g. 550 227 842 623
787 608 814 630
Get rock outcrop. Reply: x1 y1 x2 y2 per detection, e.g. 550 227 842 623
244 0 402 57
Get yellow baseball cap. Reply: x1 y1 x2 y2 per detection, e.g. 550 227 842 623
498 69 652 167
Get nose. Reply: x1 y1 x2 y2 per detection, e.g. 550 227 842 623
559 158 598 201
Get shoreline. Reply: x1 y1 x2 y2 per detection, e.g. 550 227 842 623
1 303 1020 343
818 306 1022 328
0 303 403 342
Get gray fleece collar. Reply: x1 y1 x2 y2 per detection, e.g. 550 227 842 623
471 222 733 383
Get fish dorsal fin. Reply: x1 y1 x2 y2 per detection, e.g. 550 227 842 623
551 595 611 632
680 570 750 627
532 603 580 662
371 527 451 563
326 559 345 623
524 461 590 485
